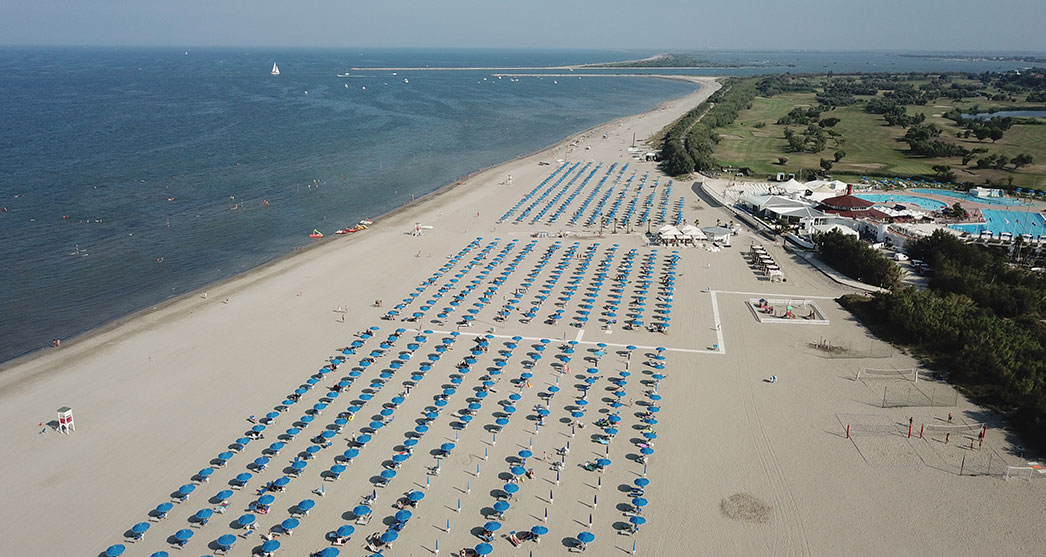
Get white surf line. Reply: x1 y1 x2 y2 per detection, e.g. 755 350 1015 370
710 290 725 355
714 289 837 300
412 328 715 354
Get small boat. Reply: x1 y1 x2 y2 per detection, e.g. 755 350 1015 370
403 78 409 84
271 62 280 76
359 218 373 225
337 71 351 77
309 229 323 239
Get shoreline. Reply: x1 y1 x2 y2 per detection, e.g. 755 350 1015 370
0 76 719 385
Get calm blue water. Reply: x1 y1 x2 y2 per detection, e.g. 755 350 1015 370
855 194 947 211
1 47 1042 364
949 209 1046 236
909 188 1027 206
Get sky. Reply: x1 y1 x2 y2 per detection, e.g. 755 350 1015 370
2 0 1044 52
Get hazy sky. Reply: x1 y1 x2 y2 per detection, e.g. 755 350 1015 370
2 0 1043 52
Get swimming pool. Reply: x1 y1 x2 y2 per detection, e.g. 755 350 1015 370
856 194 947 211
910 188 1026 207
948 209 1046 237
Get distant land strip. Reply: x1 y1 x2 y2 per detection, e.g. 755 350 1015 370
350 53 762 72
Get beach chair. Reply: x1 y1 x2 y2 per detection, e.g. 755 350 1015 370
355 514 371 526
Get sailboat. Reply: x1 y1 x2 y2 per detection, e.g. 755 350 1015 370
271 62 280 76
337 70 351 77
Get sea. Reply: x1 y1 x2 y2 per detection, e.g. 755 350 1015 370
0 47 1039 364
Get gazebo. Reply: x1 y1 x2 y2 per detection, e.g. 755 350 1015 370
816 185 889 220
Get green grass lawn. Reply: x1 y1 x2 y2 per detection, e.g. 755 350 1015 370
712 88 1046 189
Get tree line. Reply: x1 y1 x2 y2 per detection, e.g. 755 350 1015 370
813 230 902 288
660 78 758 176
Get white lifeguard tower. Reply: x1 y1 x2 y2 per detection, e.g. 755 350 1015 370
57 406 75 434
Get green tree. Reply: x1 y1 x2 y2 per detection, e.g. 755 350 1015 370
974 126 991 142
819 158 834 173
1013 153 1034 170
787 135 805 152
932 165 956 182
833 150 846 162
990 127 1004 143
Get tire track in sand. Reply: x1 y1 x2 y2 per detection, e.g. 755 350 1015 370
733 315 812 556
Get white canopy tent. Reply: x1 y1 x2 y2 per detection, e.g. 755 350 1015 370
678 224 706 240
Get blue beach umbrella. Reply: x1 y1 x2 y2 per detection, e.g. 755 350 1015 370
395 509 412 522
194 508 213 521
260 539 281 553
336 524 355 538
353 505 372 517
484 520 503 532
178 484 195 496
298 498 316 511
273 476 290 488
131 522 150 534
282 517 300 531
577 531 595 544
531 525 549 536
174 528 193 542
632 497 648 508
503 483 519 494
380 530 399 543
381 469 396 480
237 514 256 527
475 543 494 556
105 545 126 557
257 494 275 506
214 490 232 502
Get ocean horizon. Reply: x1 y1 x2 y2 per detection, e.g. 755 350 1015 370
0 47 1038 364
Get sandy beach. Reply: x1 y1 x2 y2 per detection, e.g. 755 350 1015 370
3 75 1045 557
